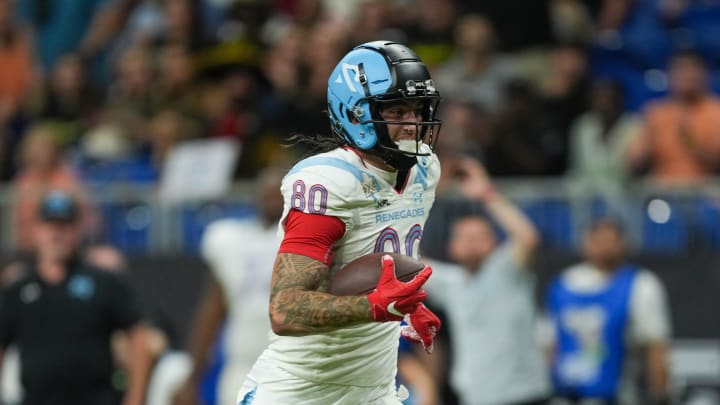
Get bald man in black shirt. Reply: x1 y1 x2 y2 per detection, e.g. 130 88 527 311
0 191 151 405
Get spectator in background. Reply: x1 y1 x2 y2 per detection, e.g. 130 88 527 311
434 15 518 112
262 26 303 103
0 190 153 405
0 0 35 181
155 43 199 117
229 26 308 178
301 21 349 110
107 44 158 128
546 219 671 405
32 54 100 145
539 42 590 175
172 168 284 405
0 0 34 120
207 66 293 179
12 124 96 251
85 243 171 405
205 67 266 142
465 0 553 53
425 157 551 405
144 108 198 171
567 80 640 196
460 38 584 181
485 79 558 176
435 101 489 164
155 0 199 48
627 49 720 185
141 0 207 52
76 0 139 61
347 0 401 46
284 0 325 29
16 0 119 76
566 79 641 241
272 21 348 140
403 0 457 69
589 0 636 31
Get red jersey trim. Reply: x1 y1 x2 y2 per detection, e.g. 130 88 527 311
278 209 346 265
342 146 369 168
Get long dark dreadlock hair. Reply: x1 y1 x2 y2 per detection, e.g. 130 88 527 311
285 132 347 155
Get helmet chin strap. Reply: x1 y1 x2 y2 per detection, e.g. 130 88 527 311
371 139 418 171
380 149 417 171
360 100 438 170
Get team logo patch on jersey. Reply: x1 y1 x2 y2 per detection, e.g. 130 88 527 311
68 275 95 300
361 173 381 197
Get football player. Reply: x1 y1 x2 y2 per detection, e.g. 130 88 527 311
236 41 443 404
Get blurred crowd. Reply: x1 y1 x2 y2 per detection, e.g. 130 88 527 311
3 1 720 404
3 0 720 197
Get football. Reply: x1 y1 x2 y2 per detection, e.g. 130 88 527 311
328 252 426 296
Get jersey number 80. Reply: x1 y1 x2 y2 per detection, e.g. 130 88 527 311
291 180 328 215
291 180 423 257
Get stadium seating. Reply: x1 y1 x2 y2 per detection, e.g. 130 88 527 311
181 202 256 252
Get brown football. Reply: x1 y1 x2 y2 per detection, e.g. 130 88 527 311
328 252 426 296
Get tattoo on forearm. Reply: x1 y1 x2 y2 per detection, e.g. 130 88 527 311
270 253 371 334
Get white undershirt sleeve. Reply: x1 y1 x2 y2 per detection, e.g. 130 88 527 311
629 270 671 345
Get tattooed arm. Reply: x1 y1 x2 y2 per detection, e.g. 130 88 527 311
269 252 371 336
269 210 429 336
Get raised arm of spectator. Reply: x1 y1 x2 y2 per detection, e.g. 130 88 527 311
455 157 540 264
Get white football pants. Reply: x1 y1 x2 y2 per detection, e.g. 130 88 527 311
236 354 406 405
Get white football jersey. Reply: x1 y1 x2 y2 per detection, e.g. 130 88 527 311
201 219 279 404
263 145 440 387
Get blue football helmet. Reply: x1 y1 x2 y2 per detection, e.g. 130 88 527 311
327 41 442 170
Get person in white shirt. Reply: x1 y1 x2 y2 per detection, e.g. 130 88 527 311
546 219 671 405
426 156 551 405
172 168 284 405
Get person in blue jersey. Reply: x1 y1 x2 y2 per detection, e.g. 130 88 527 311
546 219 671 405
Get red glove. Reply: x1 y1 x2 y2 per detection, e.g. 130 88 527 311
401 304 441 354
367 255 432 322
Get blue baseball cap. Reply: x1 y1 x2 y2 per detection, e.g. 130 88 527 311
39 190 78 223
